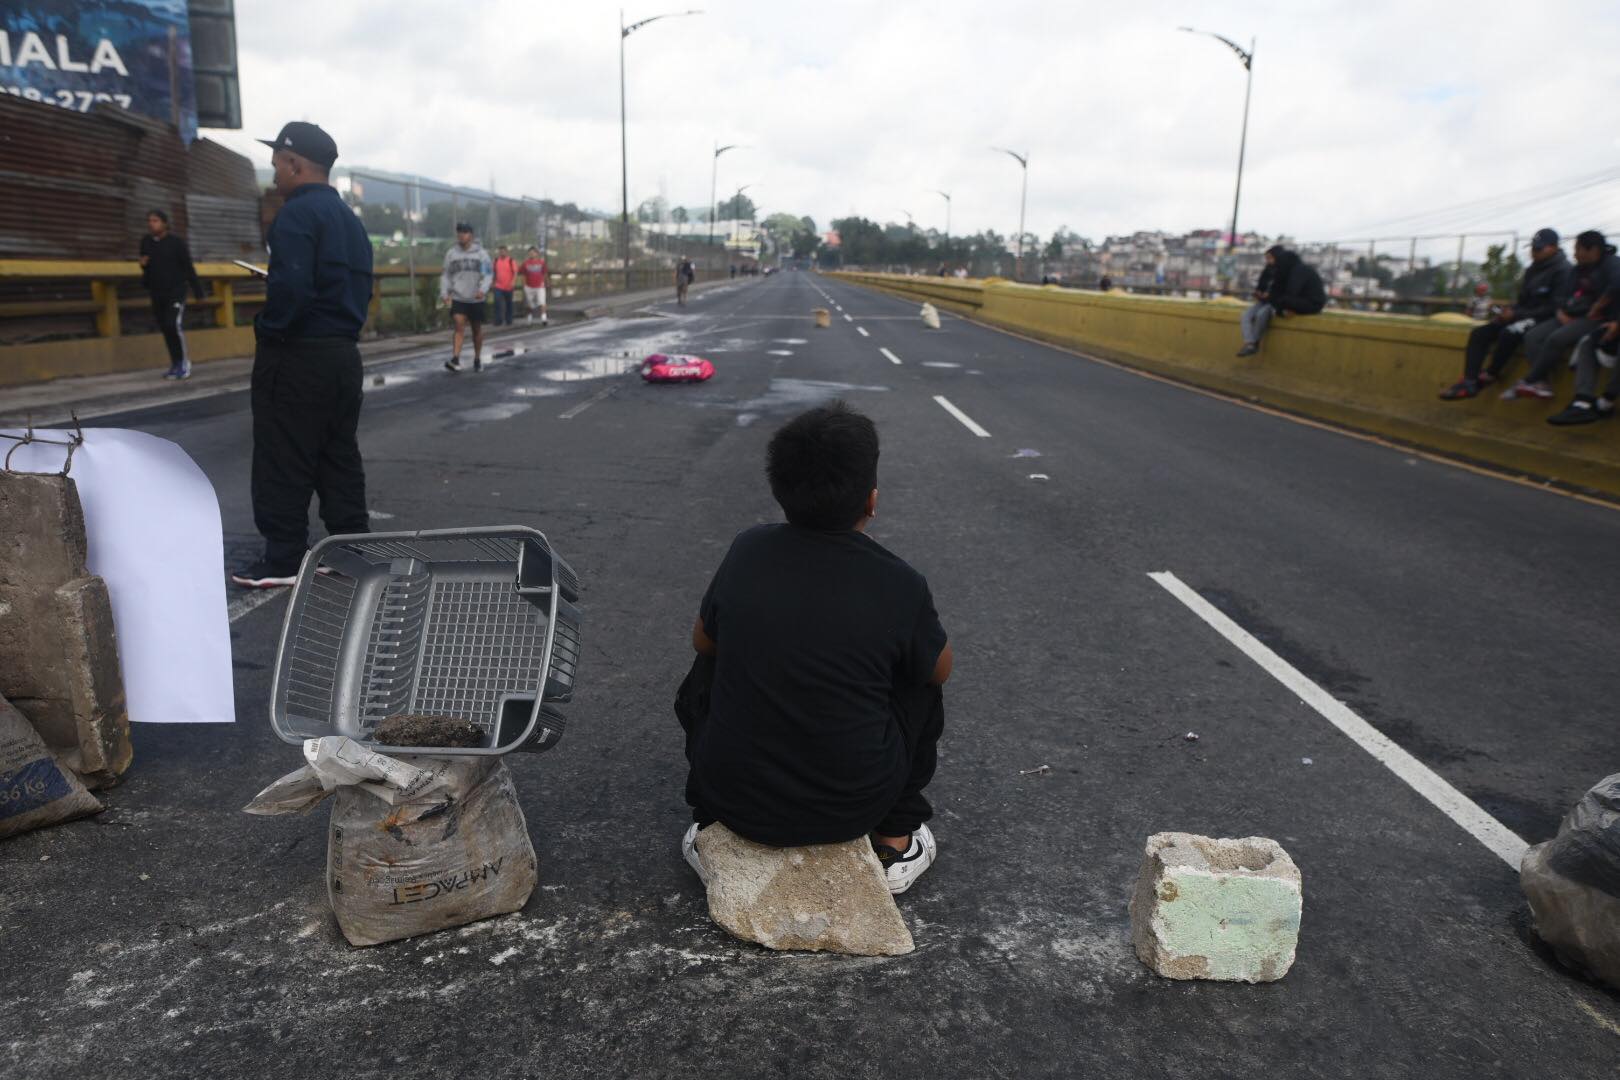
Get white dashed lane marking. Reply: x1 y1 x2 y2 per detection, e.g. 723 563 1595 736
880 348 903 365
856 326 869 337
932 395 991 438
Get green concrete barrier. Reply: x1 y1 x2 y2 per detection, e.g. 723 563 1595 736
830 271 1620 500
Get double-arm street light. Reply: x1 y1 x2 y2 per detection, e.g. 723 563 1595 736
709 142 746 249
620 8 702 289
992 148 1029 280
1179 26 1255 278
933 190 952 246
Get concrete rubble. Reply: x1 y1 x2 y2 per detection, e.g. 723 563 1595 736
1520 773 1620 990
0 471 131 788
695 823 914 956
1130 831 1302 983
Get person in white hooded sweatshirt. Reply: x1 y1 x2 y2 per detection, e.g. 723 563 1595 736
441 223 493 372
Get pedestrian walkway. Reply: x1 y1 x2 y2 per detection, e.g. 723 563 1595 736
0 279 732 427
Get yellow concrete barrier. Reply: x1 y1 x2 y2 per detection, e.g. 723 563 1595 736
829 271 1620 500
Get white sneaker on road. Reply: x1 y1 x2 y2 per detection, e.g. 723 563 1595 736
681 822 711 885
875 823 937 895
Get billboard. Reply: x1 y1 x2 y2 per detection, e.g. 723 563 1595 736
1 1 199 141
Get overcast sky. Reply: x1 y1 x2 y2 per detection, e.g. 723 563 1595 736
212 0 1620 252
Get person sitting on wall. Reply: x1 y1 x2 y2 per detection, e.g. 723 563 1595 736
1546 284 1620 425
1502 230 1620 401
1440 229 1571 400
1237 246 1325 357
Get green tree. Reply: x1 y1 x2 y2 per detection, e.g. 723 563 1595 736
1479 243 1523 298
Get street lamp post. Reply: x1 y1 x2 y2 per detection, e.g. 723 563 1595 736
730 183 753 249
992 148 1028 280
1179 27 1255 287
709 142 743 251
933 189 952 246
620 8 702 290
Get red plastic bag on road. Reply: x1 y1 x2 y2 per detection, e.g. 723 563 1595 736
641 354 715 383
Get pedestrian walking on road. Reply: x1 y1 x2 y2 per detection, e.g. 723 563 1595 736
1439 228 1570 400
138 208 203 380
491 244 517 326
1236 246 1325 356
231 122 374 590
1502 231 1620 401
521 245 549 325
676 255 695 305
442 224 492 372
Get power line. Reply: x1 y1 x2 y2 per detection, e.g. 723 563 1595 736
1344 165 1620 234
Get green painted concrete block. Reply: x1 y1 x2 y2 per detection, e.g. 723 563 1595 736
1130 832 1303 983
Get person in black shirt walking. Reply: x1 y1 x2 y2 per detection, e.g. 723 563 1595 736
231 122 375 589
138 209 203 379
676 402 954 896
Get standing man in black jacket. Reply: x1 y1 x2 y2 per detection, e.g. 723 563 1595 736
231 122 375 589
1237 246 1325 356
1440 228 1570 400
138 208 203 380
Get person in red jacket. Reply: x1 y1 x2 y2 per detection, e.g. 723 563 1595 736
491 245 518 326
521 246 549 326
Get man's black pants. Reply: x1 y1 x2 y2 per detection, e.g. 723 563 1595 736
250 337 369 570
150 295 187 367
1463 320 1530 381
675 654 945 842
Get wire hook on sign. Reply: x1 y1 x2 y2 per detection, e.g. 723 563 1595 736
2 412 86 476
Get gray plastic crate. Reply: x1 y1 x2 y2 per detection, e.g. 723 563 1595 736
269 526 581 756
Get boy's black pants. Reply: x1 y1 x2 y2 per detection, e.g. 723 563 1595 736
675 654 944 843
250 337 370 569
150 294 187 367
1463 320 1529 380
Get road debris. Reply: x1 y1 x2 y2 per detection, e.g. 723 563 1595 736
1019 764 1052 776
1183 732 1200 743
1029 473 1050 481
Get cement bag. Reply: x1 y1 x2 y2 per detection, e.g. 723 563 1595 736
245 737 537 947
1520 772 1620 989
0 690 102 840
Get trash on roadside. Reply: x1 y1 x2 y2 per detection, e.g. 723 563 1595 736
1029 473 1050 481
0 689 102 840
1301 757 1313 766
245 736 537 947
641 353 715 383
1183 732 1200 743
813 308 831 328
920 303 941 329
1011 448 1042 458
372 714 485 748
1520 772 1620 990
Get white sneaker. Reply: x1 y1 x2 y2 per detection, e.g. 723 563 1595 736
681 822 711 885
875 823 937 895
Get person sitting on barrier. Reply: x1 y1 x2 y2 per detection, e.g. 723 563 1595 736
1237 246 1325 357
1502 230 1620 400
1546 298 1620 425
676 402 953 895
1440 229 1571 400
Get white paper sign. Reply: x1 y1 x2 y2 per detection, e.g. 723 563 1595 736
3 428 235 724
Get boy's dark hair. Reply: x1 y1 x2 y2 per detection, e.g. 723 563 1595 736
1575 229 1609 252
146 208 169 224
766 401 879 530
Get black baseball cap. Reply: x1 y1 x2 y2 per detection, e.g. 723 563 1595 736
455 223 473 234
258 122 338 169
1531 228 1559 250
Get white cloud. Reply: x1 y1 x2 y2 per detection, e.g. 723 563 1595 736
212 0 1620 253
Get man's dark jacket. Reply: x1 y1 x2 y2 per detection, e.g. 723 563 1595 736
1510 250 1573 323
1269 251 1325 315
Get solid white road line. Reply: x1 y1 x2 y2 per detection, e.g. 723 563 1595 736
227 588 286 624
932 395 992 438
880 347 903 365
1147 570 1529 869
856 326 869 337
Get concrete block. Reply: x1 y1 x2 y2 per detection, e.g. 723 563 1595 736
696 823 913 956
0 472 89 587
1130 832 1302 983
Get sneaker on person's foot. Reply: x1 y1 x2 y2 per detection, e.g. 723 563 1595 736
1548 398 1602 425
873 823 936 895
445 357 463 373
229 560 298 589
681 822 711 885
1598 396 1618 417
162 366 181 380
1235 344 1259 357
176 361 192 380
1438 379 1478 400
473 356 483 373
541 314 549 326
1502 380 1554 400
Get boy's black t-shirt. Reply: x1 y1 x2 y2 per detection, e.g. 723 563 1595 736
693 523 948 846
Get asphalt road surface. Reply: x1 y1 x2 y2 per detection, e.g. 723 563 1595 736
4 272 1618 1078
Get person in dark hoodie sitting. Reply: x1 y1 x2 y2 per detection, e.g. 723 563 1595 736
1237 245 1325 356
1440 228 1571 400
1502 230 1620 401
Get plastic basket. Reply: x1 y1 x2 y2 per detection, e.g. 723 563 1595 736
269 526 581 756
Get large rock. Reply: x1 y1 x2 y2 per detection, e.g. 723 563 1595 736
695 823 913 956
1520 773 1620 990
0 472 131 788
1130 832 1302 983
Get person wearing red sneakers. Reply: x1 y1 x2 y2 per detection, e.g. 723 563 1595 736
1440 228 1571 400
675 403 952 895
1501 230 1620 401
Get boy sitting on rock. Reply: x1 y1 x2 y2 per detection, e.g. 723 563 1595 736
677 402 953 894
